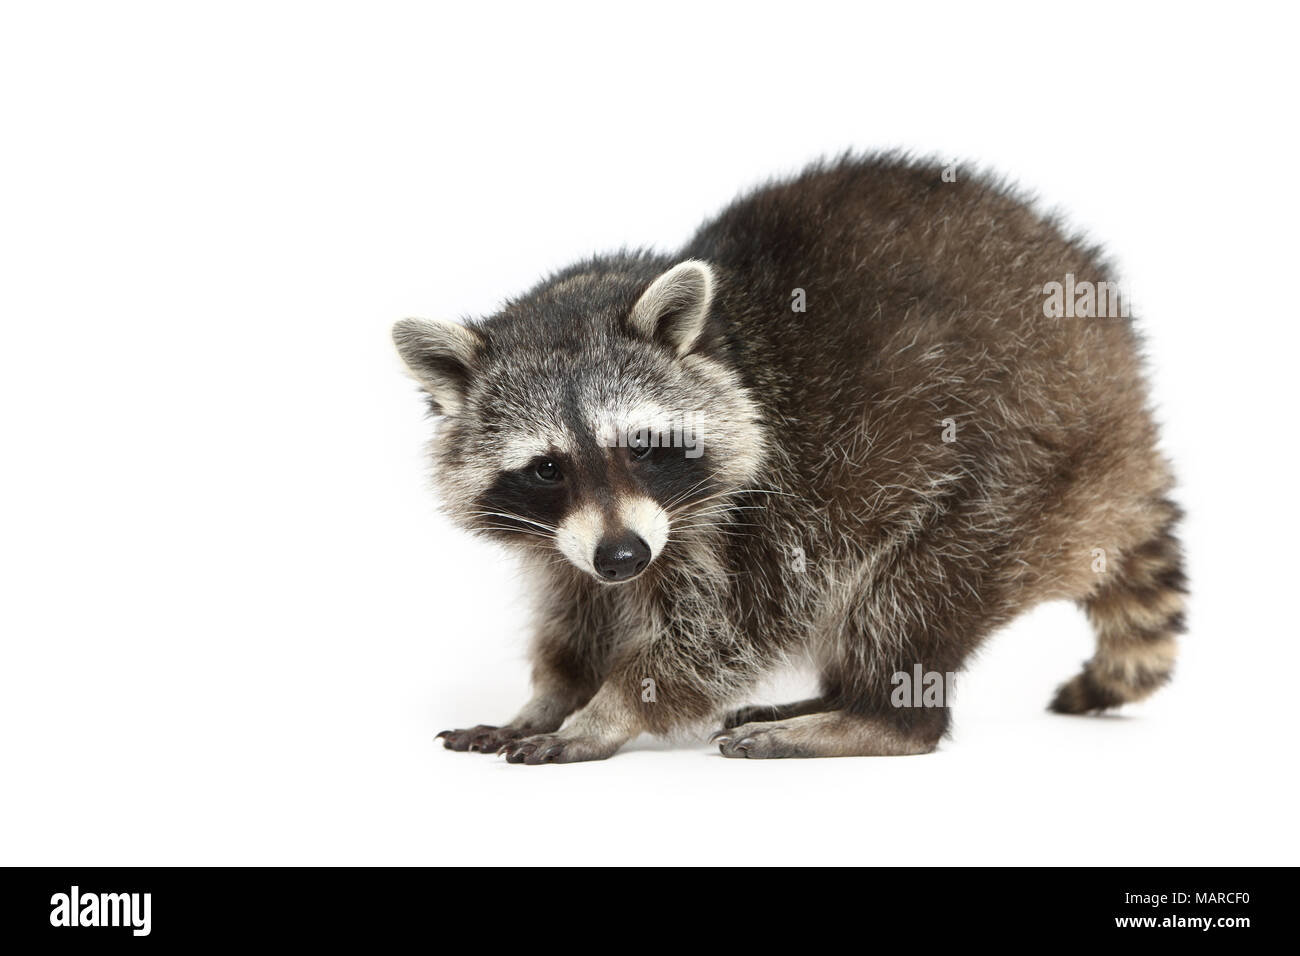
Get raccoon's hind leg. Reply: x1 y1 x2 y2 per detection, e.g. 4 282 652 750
713 517 1030 758
720 697 829 730
1050 501 1187 714
712 706 946 758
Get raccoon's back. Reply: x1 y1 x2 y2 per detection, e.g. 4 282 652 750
683 152 1135 384
681 154 1160 539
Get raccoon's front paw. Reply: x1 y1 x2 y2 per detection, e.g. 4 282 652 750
497 732 620 765
436 724 529 753
710 723 811 759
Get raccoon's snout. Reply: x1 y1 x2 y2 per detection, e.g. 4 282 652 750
555 499 668 581
593 532 650 582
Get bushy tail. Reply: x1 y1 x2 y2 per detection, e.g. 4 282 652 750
1051 500 1187 714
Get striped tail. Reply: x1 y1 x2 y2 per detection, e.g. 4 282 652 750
1051 501 1188 714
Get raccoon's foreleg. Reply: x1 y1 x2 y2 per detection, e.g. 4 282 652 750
437 667 591 754
499 619 782 764
495 683 640 764
495 662 658 764
436 665 598 754
440 580 613 753
438 652 602 753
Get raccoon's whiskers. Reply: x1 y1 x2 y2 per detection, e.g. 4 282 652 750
668 525 760 541
476 523 555 540
680 504 766 519
661 474 719 512
673 520 763 530
466 511 559 535
666 486 792 519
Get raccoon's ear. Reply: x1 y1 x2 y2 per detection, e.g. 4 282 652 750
391 317 483 416
628 260 715 356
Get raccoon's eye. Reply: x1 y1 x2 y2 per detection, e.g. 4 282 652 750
533 458 561 483
629 440 653 461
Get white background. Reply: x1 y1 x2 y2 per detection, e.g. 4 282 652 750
2 2 1297 866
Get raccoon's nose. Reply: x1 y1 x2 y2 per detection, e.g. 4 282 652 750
593 532 651 582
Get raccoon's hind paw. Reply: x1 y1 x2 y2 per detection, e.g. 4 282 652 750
710 723 811 759
436 724 528 753
497 732 620 765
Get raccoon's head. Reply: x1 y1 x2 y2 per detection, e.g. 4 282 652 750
393 258 766 584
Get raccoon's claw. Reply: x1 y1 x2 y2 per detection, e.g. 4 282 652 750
497 732 620 765
717 735 759 757
497 737 548 763
437 724 528 753
715 723 804 759
498 734 568 764
711 710 773 745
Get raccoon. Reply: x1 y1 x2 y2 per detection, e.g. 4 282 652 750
393 154 1185 763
